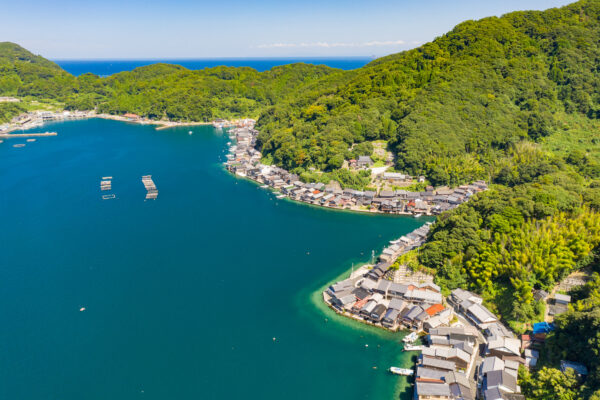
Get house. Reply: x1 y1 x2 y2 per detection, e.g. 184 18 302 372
388 298 406 312
405 289 443 304
421 356 457 372
388 283 409 299
351 287 370 301
123 113 140 120
483 369 518 395
480 357 505 376
465 303 498 329
423 308 453 331
554 293 571 305
449 289 483 310
414 381 451 400
422 347 471 370
429 326 479 344
425 304 446 317
486 337 521 358
420 282 441 293
402 305 424 327
445 371 474 400
485 322 514 339
370 304 388 322
332 294 357 310
356 155 373 168
373 280 391 296
382 172 408 184
360 300 378 317
382 308 401 328
532 289 549 302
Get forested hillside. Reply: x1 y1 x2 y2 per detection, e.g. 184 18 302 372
2 1 600 398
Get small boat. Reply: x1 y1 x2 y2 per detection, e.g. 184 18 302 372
276 194 286 199
260 185 269 189
79 307 86 312
13 143 25 148
402 332 418 343
102 194 116 200
403 344 423 351
26 138 36 142
389 367 413 376
414 213 422 218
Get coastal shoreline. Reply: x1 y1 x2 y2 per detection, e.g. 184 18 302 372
1 109 218 136
223 123 488 218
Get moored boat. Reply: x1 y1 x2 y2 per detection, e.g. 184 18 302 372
402 331 418 343
389 367 413 376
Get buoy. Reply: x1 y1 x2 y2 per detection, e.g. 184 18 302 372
79 307 86 312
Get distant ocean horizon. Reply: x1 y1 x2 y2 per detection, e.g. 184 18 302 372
54 57 374 76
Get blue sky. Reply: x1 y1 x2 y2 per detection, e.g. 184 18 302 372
2 0 574 59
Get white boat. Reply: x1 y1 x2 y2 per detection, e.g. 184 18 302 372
276 194 286 199
402 332 418 343
260 185 269 189
102 194 116 200
13 143 25 148
414 213 422 218
403 344 423 351
389 367 413 376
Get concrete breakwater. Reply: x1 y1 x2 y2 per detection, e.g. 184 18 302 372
0 131 57 138
223 124 488 216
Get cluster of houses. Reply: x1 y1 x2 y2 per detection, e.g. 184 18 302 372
409 289 529 400
323 223 457 331
223 126 488 216
1 110 93 133
414 325 481 400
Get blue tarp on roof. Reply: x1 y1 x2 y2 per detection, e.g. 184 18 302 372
533 322 555 334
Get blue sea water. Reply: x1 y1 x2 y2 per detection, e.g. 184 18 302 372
54 58 373 76
0 119 426 400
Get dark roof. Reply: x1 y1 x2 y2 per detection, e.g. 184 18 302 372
351 287 370 300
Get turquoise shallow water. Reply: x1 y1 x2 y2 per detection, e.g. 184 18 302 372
0 119 425 400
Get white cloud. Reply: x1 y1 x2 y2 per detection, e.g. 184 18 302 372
256 40 406 49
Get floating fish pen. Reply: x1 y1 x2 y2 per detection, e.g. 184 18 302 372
142 175 158 200
101 176 113 198
100 180 112 191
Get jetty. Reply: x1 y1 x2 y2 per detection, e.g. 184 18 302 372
142 175 158 199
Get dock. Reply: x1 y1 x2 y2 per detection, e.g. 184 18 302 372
142 175 158 199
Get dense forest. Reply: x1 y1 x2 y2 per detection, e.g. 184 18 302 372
2 1 600 398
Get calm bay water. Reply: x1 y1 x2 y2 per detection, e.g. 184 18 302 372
54 58 373 76
0 119 425 400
